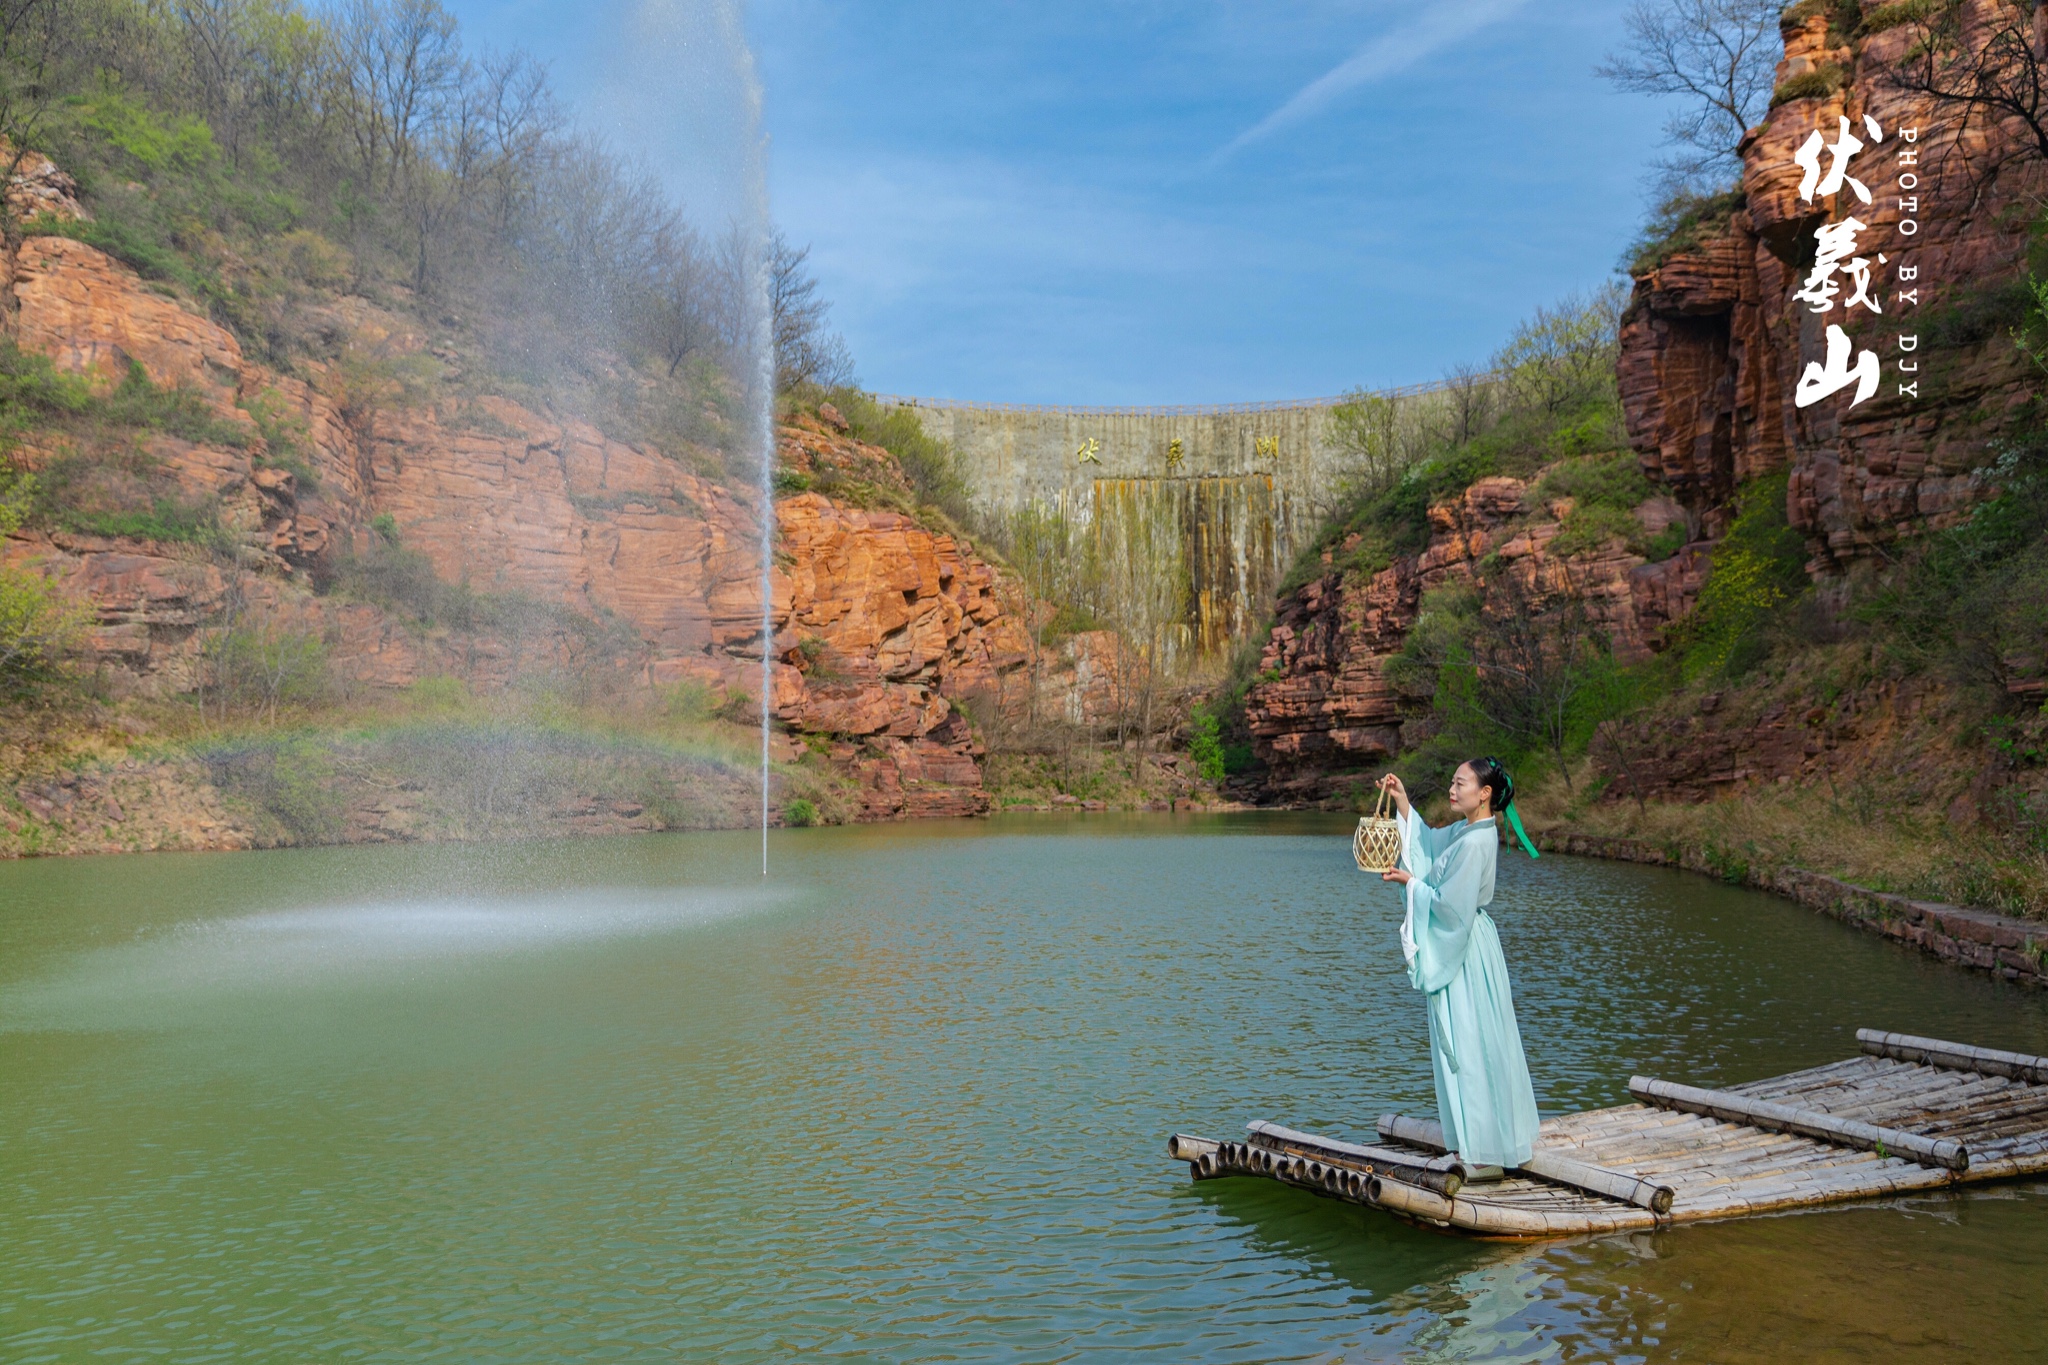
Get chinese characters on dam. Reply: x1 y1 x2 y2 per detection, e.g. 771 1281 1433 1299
1791 114 1920 410
1072 432 1279 470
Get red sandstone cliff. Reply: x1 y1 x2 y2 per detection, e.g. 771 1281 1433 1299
0 162 1030 828
1244 3 2047 803
1626 1 2035 571
1245 477 1704 801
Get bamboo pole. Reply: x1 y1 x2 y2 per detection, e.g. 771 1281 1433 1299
1367 1172 1655 1238
1168 1133 1221 1162
1628 1076 1969 1171
1245 1121 1466 1196
1790 1064 2006 1112
1378 1112 1676 1213
1857 1029 2048 1086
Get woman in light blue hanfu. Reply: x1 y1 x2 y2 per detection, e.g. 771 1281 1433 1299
1373 757 1541 1169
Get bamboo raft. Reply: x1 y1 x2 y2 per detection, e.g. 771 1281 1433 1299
1168 1029 2048 1239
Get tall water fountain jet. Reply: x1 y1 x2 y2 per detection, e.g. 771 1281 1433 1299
716 4 776 878
595 0 778 873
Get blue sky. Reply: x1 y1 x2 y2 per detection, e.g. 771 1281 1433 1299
441 1 1689 405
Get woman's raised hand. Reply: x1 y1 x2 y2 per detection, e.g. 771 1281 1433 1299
1377 772 1411 816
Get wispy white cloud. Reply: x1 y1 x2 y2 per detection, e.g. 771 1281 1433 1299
768 147 1363 399
1214 0 1528 162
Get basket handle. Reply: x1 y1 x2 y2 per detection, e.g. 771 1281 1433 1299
1370 781 1391 822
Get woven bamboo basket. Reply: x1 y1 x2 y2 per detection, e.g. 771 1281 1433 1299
1353 787 1403 873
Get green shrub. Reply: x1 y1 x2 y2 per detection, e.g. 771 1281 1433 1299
663 679 720 722
1550 503 1643 557
817 388 973 524
1187 709 1226 783
0 564 84 695
1770 65 1846 108
1852 428 2048 690
26 214 210 294
1857 0 1934 36
62 495 231 547
0 342 250 449
206 622 331 718
203 737 344 843
1675 471 1808 680
1331 527 1395 582
1536 452 1652 511
1627 190 1747 276
34 86 298 329
1779 0 1863 42
1641 523 1688 563
327 540 474 627
783 797 820 827
405 675 471 711
77 88 221 174
1924 277 2034 350
715 686 757 724
0 474 88 695
1033 601 1104 646
27 440 231 548
1540 453 1660 557
98 362 253 447
268 229 352 288
1542 405 1627 459
0 340 95 426
247 388 318 486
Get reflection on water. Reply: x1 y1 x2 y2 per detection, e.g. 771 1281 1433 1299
1 814 2045 1362
1401 1258 1554 1365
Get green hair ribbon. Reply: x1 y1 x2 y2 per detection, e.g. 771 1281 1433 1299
1504 803 1540 859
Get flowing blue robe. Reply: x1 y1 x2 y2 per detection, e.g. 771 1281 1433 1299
1392 809 1540 1168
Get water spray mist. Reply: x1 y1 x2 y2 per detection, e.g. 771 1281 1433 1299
597 0 776 873
703 0 776 878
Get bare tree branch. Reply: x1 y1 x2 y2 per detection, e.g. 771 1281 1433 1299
1596 0 1782 192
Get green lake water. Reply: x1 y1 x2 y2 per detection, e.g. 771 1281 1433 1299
3 813 2046 1362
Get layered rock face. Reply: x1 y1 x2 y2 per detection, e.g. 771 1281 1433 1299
1244 5 2048 803
2 204 1029 820
1589 2 2048 806
1628 3 2037 570
1245 479 1705 801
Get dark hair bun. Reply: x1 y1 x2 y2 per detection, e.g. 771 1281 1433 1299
1466 755 1514 809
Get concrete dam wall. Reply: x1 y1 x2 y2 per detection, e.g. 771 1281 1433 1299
881 382 1466 661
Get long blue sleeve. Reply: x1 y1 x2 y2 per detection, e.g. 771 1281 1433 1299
1406 813 1460 864
1405 837 1487 996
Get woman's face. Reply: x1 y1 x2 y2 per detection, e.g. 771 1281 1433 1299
1447 763 1493 819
